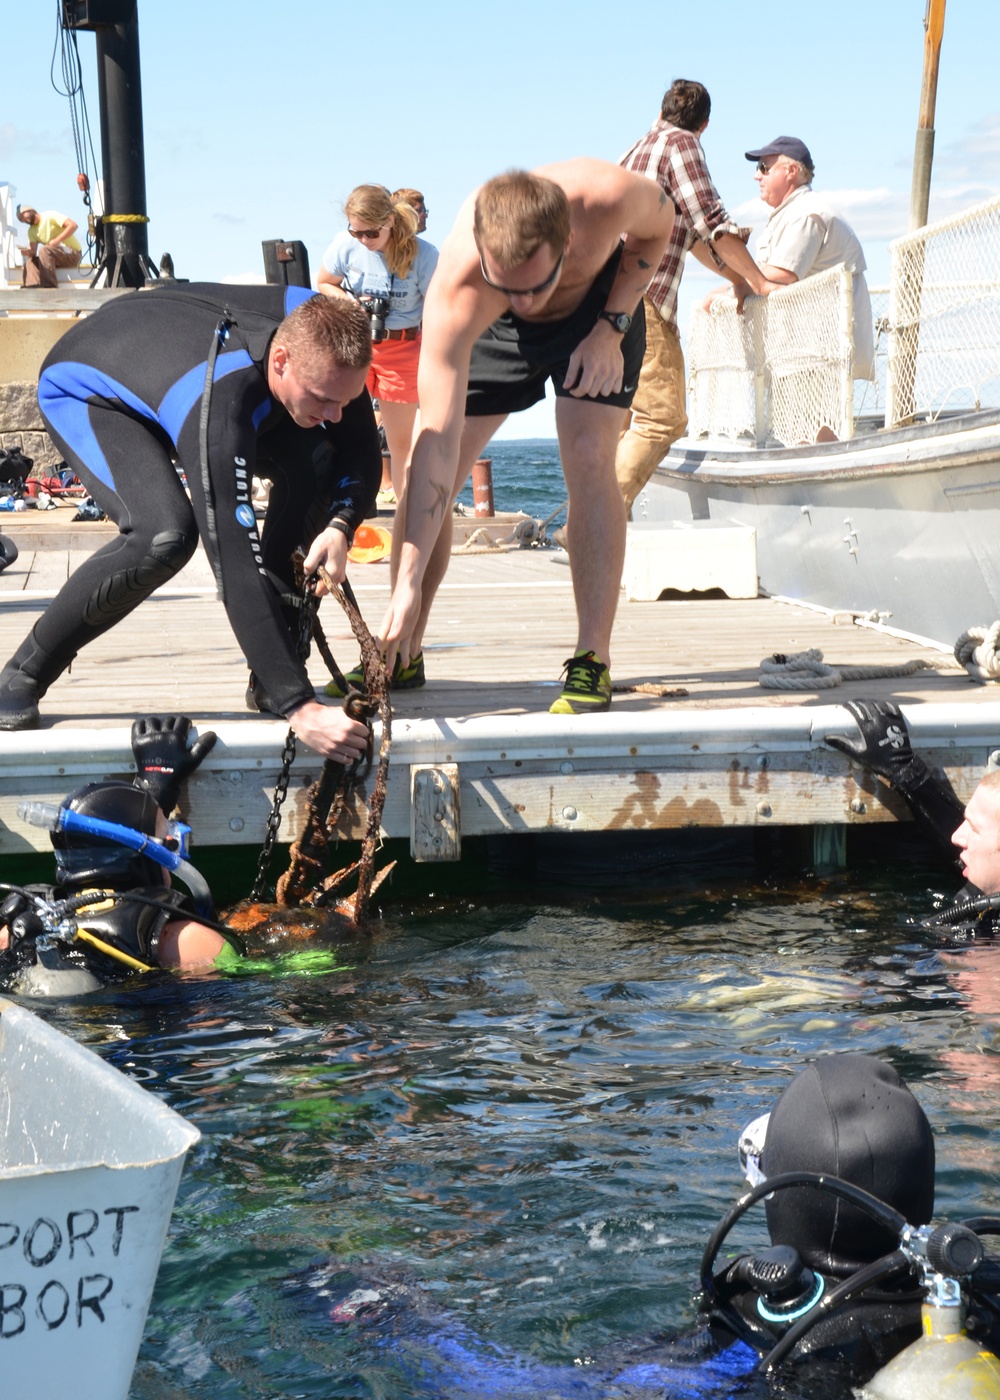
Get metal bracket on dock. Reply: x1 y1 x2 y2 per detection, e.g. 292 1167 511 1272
410 764 461 862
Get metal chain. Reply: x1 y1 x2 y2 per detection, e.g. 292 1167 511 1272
250 725 297 902
248 576 318 901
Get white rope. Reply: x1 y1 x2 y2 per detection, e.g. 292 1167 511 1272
455 527 504 554
954 621 1000 682
759 648 929 690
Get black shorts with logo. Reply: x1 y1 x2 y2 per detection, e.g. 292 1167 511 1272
465 243 646 416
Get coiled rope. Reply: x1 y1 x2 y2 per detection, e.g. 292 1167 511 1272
759 649 929 691
954 622 1000 683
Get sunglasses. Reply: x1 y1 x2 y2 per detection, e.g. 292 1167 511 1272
349 226 384 241
479 249 565 299
756 160 774 174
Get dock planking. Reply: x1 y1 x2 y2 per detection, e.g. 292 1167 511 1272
0 506 998 860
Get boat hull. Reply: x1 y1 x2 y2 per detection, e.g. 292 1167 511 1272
636 409 1000 646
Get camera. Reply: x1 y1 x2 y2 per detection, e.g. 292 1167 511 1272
359 294 391 343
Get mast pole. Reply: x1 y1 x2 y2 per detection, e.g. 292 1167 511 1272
61 1 155 286
909 0 947 231
890 0 948 427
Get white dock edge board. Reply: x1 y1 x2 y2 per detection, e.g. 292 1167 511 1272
1 704 999 856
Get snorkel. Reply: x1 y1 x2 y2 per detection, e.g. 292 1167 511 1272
18 799 213 916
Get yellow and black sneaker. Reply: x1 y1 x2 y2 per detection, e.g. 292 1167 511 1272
392 652 426 690
325 652 426 699
549 650 612 715
324 661 363 699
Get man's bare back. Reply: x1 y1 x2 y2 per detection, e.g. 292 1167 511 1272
378 157 674 711
430 158 668 336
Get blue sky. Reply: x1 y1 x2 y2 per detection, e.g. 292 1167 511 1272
6 0 999 437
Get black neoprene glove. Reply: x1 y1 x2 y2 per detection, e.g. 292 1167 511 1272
825 698 964 856
131 715 217 816
825 699 922 785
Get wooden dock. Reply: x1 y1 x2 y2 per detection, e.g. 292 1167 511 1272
1 502 998 861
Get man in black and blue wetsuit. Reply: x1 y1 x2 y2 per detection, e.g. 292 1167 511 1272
0 284 380 764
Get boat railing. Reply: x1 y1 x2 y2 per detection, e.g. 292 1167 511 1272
886 193 1000 425
688 264 855 447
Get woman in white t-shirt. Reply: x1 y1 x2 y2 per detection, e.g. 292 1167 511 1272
318 185 438 504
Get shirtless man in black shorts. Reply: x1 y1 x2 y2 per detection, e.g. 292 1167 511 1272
0 286 379 763
378 160 674 714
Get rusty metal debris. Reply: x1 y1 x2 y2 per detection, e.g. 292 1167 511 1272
612 683 690 698
275 567 393 923
232 565 393 939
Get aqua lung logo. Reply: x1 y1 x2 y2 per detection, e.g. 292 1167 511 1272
233 457 264 568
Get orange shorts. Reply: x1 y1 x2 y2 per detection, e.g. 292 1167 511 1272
366 333 421 403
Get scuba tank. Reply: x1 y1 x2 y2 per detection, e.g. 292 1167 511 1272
859 1225 1000 1399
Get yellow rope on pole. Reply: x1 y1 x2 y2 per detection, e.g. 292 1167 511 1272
102 214 150 223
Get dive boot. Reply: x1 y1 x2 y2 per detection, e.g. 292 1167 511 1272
0 630 72 731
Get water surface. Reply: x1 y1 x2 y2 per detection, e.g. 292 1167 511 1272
27 828 1000 1398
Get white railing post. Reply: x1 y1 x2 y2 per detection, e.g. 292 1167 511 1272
839 266 855 440
751 295 768 447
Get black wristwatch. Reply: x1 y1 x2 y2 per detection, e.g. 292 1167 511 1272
598 310 632 334
327 515 355 549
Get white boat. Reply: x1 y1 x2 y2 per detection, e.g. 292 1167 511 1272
634 196 1000 649
0 996 199 1400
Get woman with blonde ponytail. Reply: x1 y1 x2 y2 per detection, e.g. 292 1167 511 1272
318 184 438 503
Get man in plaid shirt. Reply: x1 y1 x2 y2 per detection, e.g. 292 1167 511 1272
615 80 777 511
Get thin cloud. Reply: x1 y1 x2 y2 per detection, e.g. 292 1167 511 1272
935 114 1000 184
0 121 68 159
212 212 245 225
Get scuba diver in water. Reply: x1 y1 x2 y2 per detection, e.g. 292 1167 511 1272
0 715 245 992
826 698 1000 931
706 1054 965 1385
295 1053 1000 1397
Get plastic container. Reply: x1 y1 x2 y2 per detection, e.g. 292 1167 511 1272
0 998 200 1399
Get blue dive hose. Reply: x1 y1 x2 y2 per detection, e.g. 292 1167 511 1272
17 802 212 916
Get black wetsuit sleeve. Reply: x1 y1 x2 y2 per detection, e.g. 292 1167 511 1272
175 365 317 715
892 760 967 865
322 392 381 536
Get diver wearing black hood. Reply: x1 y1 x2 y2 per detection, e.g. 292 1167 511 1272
282 1056 1000 1396
706 1055 934 1378
1 715 243 981
703 1054 1000 1389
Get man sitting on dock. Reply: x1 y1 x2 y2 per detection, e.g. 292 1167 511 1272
15 202 83 288
378 160 674 714
0 286 380 765
615 80 780 514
